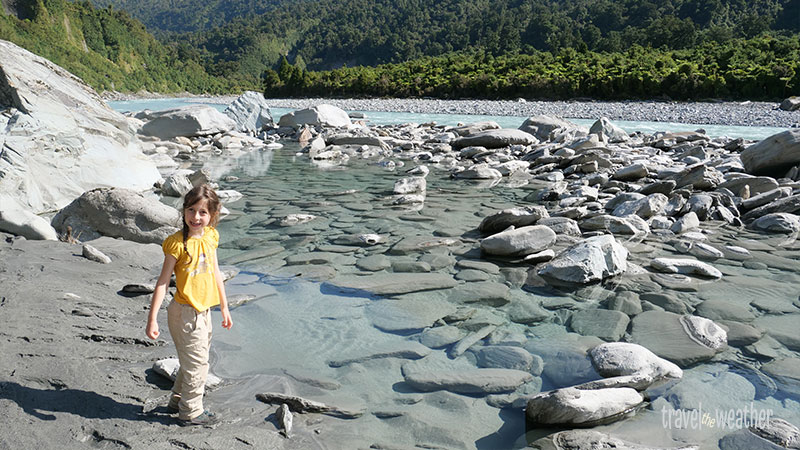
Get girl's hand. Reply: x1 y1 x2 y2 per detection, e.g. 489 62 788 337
146 320 160 339
221 307 233 330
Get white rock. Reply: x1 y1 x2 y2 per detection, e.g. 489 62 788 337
0 194 58 240
526 387 643 426
82 244 112 264
153 358 221 388
650 257 722 278
223 91 273 132
278 104 352 128
140 105 237 140
538 234 628 284
480 225 557 256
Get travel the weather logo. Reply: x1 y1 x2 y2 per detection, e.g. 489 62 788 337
662 403 773 430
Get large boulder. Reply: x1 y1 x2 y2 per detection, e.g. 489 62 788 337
223 91 274 132
780 96 800 111
140 105 237 139
478 206 549 235
0 39 160 214
740 129 800 176
451 129 538 150
51 187 180 244
538 234 628 284
278 104 352 128
480 225 557 257
519 115 586 141
526 387 644 426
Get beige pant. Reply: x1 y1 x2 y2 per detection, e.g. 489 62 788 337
167 300 212 420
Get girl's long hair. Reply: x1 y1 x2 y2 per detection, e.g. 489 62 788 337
181 184 221 264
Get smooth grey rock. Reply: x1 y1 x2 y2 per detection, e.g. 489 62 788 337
719 428 793 450
392 260 432 273
719 176 780 198
530 430 699 450
480 225 556 257
590 117 629 142
671 212 700 234
674 164 724 190
161 171 194 197
629 311 720 367
449 281 511 306
419 326 466 349
82 244 111 264
449 325 496 358
581 214 650 235
613 163 649 181
605 291 643 316
454 268 491 281
520 115 586 141
450 121 501 136
741 129 800 175
140 105 236 139
526 387 644 426
0 40 160 213
650 258 722 278
478 206 549 235
278 213 316 226
589 342 682 383
223 90 273 132
356 254 391 271
278 104 351 128
328 341 431 367
474 346 535 371
507 298 550 324
451 129 537 150
454 163 503 179
568 309 630 342
0 195 58 240
327 273 457 295
751 212 800 234
780 96 800 111
332 233 383 246
680 315 727 350
613 193 669 219
717 320 764 347
539 234 628 284
695 299 756 322
154 358 221 388
403 367 532 394
689 242 724 260
51 188 180 244
750 418 800 448
367 297 457 333
741 187 792 210
762 358 800 396
537 217 582 237
754 315 800 351
455 259 500 274
639 292 691 314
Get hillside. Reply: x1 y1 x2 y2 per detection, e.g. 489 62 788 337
0 0 242 93
90 0 800 83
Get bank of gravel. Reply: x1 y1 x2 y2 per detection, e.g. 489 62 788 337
167 95 800 129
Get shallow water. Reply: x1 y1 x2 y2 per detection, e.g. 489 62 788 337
111 99 800 449
108 97 790 141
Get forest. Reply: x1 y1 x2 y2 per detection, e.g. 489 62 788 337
1 0 798 100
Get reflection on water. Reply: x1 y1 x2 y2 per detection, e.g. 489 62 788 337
202 147 274 179
201 142 800 449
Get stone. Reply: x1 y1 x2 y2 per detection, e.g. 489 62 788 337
717 320 763 347
356 254 391 271
449 325 497 358
480 225 556 257
82 244 111 264
590 117 629 142
0 40 160 213
671 212 701 234
580 214 650 235
529 430 699 450
639 292 691 314
403 367 533 394
51 188 180 244
326 273 457 296
366 297 457 333
751 417 800 448
761 358 800 396
613 193 669 219
741 129 800 176
754 315 800 351
223 91 273 132
454 163 503 179
278 104 352 128
478 206 549 235
674 164 724 190
473 346 535 371
419 326 465 349
507 298 550 324
161 171 194 198
589 342 682 383
628 311 721 367
389 236 460 255
449 121 501 136
394 176 427 195
719 176 780 198
537 217 582 237
525 387 644 426
538 234 628 284
519 115 586 141
153 358 221 388
451 129 537 149
568 309 630 342
0 194 58 240
695 299 756 322
750 212 800 234
140 105 237 139
650 258 722 278
780 96 800 111
328 341 431 367
605 291 643 316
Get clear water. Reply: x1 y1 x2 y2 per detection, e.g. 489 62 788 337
110 98 800 449
108 97 790 141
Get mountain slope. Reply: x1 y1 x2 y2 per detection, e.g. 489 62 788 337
0 0 237 93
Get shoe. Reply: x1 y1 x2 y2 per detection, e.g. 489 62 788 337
178 410 219 427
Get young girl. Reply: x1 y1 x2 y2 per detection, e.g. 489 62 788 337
146 184 233 426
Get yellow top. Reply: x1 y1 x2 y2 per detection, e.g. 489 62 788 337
162 227 220 312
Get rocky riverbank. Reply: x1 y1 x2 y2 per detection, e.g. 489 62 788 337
4 37 800 449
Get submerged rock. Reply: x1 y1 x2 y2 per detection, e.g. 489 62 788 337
529 429 699 450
